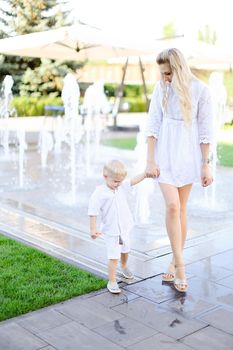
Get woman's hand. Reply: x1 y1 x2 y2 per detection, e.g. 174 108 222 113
145 161 160 178
201 164 213 187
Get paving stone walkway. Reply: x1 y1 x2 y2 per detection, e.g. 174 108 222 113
0 119 233 349
0 239 233 349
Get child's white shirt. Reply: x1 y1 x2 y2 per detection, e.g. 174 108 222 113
88 180 134 237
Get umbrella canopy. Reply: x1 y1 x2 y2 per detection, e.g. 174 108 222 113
0 23 155 61
108 36 233 70
148 36 233 69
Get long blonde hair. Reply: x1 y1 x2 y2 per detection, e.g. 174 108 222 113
156 48 194 124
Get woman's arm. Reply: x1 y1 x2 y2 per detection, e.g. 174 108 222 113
145 82 162 177
145 136 160 177
197 85 214 187
200 143 213 187
200 143 210 163
147 136 157 163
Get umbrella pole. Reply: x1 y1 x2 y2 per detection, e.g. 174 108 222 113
111 58 128 128
139 57 149 111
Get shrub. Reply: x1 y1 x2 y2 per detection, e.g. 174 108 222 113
12 95 148 116
122 97 148 112
12 96 63 116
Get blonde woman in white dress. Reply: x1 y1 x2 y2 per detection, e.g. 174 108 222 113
146 48 213 292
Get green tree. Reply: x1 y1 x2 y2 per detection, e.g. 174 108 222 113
162 21 177 38
0 0 73 95
198 25 217 44
0 0 69 35
19 59 83 97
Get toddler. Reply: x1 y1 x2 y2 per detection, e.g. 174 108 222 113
88 159 146 293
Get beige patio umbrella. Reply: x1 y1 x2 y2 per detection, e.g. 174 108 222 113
0 22 157 121
144 36 233 69
0 22 155 61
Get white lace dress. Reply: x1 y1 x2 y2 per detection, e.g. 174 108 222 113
146 79 214 187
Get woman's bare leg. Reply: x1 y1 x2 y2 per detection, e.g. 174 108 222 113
178 184 193 249
163 184 193 270
159 183 185 283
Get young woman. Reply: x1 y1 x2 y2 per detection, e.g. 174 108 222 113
146 48 213 292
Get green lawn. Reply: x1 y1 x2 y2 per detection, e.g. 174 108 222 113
102 126 233 167
102 137 137 150
217 124 233 166
217 142 233 167
0 234 106 322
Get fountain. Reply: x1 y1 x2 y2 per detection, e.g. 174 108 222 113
39 129 54 168
0 75 14 158
134 120 154 224
0 75 27 188
53 115 64 154
61 73 82 203
82 80 110 175
208 72 227 208
17 128 27 188
191 72 228 213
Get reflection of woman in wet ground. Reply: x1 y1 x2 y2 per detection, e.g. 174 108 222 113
146 48 213 292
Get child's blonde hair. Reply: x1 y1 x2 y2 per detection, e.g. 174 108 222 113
103 160 127 178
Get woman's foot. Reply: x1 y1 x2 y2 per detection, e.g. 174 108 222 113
162 262 175 282
174 264 188 293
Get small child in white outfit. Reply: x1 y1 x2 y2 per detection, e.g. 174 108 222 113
88 159 146 294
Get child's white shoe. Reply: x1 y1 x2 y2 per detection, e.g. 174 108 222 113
121 267 134 279
107 281 121 294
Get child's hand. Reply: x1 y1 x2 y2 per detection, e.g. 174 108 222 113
145 161 160 178
91 231 102 240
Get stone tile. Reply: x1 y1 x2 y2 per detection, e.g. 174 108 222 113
188 277 233 307
147 254 173 265
127 332 194 350
181 326 233 350
17 309 70 334
218 294 233 308
122 276 175 303
148 251 192 265
210 250 233 270
113 298 206 340
55 297 124 329
38 321 123 350
186 260 233 282
200 307 233 335
127 259 164 279
0 323 47 350
183 243 232 263
160 294 216 318
216 274 233 289
130 225 169 254
28 228 109 265
93 316 157 347
89 290 139 308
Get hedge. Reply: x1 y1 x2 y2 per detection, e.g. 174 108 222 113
12 96 63 116
12 96 148 116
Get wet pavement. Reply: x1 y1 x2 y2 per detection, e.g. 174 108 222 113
0 118 233 349
0 242 233 349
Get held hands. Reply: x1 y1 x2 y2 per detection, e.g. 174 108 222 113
91 231 102 240
145 161 160 178
201 164 213 187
